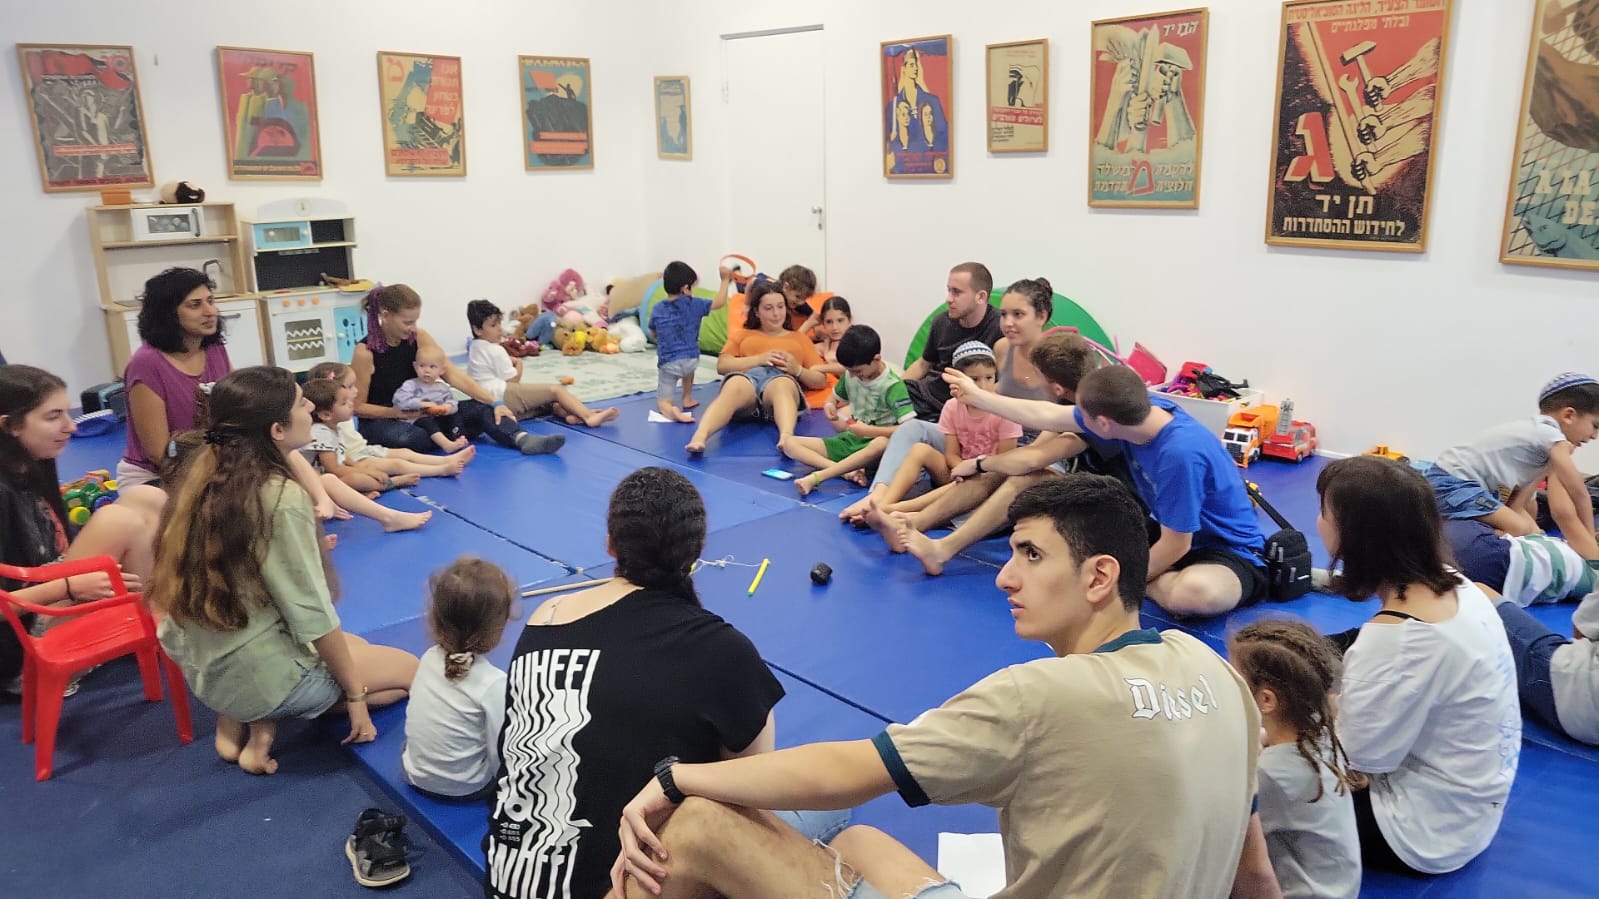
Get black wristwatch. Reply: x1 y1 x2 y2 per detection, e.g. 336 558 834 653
974 454 987 474
653 755 686 804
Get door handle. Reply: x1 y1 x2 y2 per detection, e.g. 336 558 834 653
811 205 824 231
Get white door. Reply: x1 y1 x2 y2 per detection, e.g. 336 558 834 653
722 29 827 285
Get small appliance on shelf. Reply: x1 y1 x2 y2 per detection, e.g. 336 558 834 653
245 197 367 372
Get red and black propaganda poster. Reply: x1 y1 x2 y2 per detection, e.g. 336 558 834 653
1265 0 1454 252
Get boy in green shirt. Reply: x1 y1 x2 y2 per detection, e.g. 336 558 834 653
783 325 915 497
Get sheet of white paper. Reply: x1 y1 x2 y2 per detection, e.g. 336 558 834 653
937 833 1005 898
646 410 673 423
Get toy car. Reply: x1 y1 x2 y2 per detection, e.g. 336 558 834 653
1364 444 1411 464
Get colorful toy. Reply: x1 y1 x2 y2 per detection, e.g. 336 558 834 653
61 470 119 526
558 376 575 386
1222 401 1319 467
1163 361 1249 400
1365 444 1410 464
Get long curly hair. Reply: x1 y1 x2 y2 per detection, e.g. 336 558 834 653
151 367 335 630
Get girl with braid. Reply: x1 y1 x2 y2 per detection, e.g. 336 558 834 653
1230 619 1361 899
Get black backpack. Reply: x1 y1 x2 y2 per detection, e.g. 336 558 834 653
1245 481 1314 601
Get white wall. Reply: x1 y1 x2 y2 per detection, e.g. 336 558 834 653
2 0 653 394
641 0 1599 464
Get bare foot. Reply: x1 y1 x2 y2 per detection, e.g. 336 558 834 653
838 489 880 524
671 407 695 423
364 491 382 500
238 724 279 775
381 509 432 532
214 716 246 763
797 473 819 498
446 446 476 466
440 459 467 476
586 407 621 427
322 534 339 552
844 469 870 487
447 436 470 452
564 415 583 425
897 515 950 576
685 436 707 454
682 398 700 410
864 498 909 553
391 473 421 488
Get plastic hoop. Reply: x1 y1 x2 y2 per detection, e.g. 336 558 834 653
719 254 757 286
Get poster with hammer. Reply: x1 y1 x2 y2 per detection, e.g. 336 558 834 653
1500 0 1599 270
1264 0 1453 251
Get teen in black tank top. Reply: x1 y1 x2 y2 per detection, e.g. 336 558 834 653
365 340 419 408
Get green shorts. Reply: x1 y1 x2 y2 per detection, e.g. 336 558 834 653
823 432 874 462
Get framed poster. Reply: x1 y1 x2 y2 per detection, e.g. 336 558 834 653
1264 0 1453 251
376 51 466 177
882 35 953 179
986 39 1048 154
1089 8 1208 208
15 43 154 192
216 46 322 180
1500 1 1599 269
654 76 692 160
519 55 593 170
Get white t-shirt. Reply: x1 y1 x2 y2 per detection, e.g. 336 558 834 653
337 419 385 461
467 338 518 404
1552 592 1599 744
1257 741 1360 899
1433 415 1565 500
1338 579 1521 873
302 422 345 469
402 646 507 797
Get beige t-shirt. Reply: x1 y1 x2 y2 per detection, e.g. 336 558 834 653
874 629 1259 899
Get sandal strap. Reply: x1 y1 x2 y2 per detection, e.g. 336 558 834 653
359 830 412 867
354 811 408 839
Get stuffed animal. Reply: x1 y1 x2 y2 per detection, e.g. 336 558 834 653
502 336 540 358
610 317 646 353
562 329 588 356
541 269 587 314
552 322 577 351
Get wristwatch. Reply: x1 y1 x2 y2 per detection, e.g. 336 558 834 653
653 755 686 804
974 454 987 474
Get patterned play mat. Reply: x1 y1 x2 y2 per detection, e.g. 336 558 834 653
509 348 724 403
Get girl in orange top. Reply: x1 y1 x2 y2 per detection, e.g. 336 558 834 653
685 281 826 454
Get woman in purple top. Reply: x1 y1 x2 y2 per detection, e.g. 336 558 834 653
118 268 231 488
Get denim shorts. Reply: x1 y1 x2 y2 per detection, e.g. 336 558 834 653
265 659 342 720
657 356 700 401
1425 464 1503 520
730 366 801 420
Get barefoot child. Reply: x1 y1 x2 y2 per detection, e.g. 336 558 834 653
1230 619 1362 899
307 362 475 476
782 324 915 497
871 341 1021 507
650 261 731 422
464 300 618 428
402 557 515 799
302 379 466 493
152 366 419 775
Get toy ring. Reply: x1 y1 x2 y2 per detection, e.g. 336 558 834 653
719 254 757 286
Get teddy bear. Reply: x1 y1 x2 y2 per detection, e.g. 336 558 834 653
499 304 541 357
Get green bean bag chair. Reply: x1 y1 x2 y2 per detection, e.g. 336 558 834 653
902 291 1113 369
639 279 719 334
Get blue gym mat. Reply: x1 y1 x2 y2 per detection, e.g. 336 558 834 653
345 616 997 875
323 490 569 636
402 421 799 571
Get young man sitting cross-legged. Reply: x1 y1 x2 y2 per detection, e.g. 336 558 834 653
944 363 1269 617
605 476 1277 899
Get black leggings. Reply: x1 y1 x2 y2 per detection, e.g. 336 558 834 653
1351 788 1427 876
360 401 522 452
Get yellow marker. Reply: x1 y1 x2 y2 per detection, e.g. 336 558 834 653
747 558 770 596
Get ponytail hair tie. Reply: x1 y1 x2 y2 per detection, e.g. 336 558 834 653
446 651 473 666
202 428 226 446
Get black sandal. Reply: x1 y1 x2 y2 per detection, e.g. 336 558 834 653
345 808 412 888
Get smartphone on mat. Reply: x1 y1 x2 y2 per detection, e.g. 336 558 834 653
761 468 795 480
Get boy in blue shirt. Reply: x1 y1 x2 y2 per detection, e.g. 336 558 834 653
650 261 731 422
945 362 1267 616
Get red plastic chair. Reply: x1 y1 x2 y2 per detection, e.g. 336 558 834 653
0 556 193 780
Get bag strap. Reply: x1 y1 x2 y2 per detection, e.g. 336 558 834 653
1244 480 1295 531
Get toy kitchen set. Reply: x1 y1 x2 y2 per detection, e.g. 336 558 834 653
95 197 366 377
247 197 367 372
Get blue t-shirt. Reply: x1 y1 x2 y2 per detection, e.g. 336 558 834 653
650 295 713 364
1076 395 1265 558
